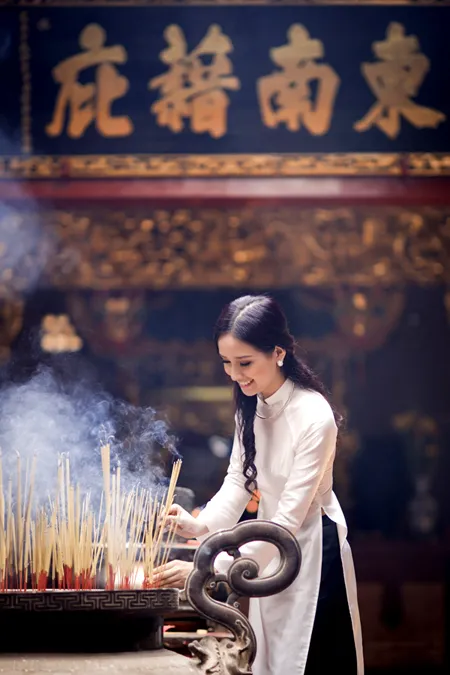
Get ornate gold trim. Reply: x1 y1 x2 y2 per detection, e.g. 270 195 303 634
407 153 450 175
1 153 450 178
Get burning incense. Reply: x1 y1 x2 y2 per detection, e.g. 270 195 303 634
0 445 182 591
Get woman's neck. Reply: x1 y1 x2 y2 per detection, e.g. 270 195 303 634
259 374 287 401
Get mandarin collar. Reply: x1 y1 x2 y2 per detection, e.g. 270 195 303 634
256 378 293 416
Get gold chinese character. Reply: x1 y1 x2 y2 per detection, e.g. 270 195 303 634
46 23 133 139
149 24 240 138
257 24 340 135
354 22 446 139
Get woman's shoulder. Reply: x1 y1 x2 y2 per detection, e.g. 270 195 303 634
290 386 336 426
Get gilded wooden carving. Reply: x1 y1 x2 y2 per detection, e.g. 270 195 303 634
2 153 450 179
0 207 446 292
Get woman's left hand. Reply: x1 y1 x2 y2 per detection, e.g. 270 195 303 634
153 560 194 589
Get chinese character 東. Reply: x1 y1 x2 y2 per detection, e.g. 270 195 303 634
46 23 133 139
257 24 340 135
149 24 240 138
354 22 446 139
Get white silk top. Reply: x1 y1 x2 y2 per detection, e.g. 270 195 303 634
196 379 364 675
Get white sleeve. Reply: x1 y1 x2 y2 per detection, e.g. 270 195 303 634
213 414 337 575
195 425 251 538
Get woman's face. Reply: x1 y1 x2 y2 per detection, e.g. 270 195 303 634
218 334 285 399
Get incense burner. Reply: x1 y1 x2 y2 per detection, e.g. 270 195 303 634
0 588 195 674
0 589 178 652
0 520 301 675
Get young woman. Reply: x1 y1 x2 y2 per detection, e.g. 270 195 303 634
155 295 364 675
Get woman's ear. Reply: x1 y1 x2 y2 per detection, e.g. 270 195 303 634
274 346 286 362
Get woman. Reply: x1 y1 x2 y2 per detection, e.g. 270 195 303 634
155 295 364 675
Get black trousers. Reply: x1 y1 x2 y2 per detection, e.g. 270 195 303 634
304 516 358 675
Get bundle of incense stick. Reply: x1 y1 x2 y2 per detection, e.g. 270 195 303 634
0 447 182 591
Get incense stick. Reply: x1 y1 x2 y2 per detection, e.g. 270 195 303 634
0 446 182 591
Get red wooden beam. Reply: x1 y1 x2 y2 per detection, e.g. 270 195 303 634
0 177 449 206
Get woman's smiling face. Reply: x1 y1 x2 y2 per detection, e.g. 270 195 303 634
218 333 285 399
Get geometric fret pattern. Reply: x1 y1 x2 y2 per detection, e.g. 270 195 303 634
0 590 179 613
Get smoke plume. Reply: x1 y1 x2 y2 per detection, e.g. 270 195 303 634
0 361 179 510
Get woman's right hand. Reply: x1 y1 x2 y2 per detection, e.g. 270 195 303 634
164 504 209 539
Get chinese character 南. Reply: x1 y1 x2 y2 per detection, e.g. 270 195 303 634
149 24 240 138
354 22 446 139
46 23 133 139
257 24 340 135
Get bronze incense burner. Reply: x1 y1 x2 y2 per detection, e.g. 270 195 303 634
0 520 301 675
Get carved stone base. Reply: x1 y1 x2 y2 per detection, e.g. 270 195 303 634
0 651 194 674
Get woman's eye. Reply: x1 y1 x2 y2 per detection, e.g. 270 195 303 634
240 362 251 368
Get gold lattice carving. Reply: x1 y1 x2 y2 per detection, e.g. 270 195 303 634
1 207 450 293
33 207 450 290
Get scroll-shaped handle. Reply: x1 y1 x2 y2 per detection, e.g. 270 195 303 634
185 520 301 673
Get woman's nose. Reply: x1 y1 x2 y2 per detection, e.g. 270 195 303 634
229 365 241 381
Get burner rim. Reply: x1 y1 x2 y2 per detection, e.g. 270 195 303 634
0 588 180 613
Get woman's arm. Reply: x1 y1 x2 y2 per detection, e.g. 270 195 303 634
195 425 251 537
154 426 250 588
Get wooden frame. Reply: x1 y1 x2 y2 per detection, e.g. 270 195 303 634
1 177 450 206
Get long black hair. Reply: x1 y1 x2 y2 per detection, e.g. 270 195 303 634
214 295 341 495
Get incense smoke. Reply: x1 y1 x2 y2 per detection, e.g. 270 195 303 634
0 37 53 300
0 138 55 300
0 204 55 300
0 363 179 510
